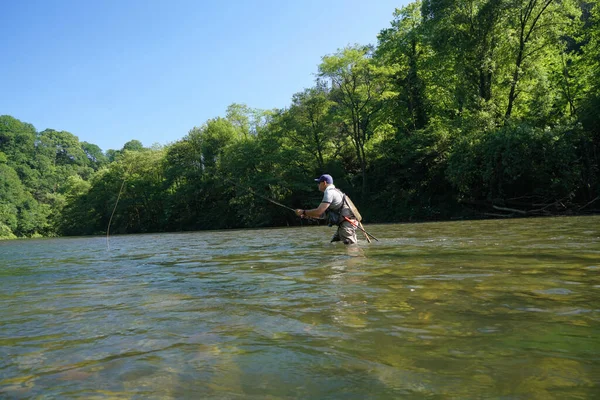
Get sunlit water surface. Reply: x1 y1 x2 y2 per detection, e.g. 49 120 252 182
1 216 599 399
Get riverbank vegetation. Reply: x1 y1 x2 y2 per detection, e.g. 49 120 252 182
2 0 599 238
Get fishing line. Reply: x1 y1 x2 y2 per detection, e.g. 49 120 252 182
106 168 129 251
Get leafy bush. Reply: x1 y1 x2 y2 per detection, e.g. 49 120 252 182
447 121 583 207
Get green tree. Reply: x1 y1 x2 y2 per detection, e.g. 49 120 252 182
117 149 167 233
573 1 600 201
81 141 108 170
37 129 87 167
319 45 393 197
0 163 51 237
503 0 581 119
0 115 36 163
421 0 506 114
122 139 145 152
0 116 38 189
377 1 431 132
226 103 252 137
200 118 240 171
283 83 336 171
0 164 23 235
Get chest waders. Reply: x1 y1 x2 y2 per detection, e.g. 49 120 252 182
325 189 354 226
326 189 377 243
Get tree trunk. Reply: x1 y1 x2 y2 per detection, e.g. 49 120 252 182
505 46 523 119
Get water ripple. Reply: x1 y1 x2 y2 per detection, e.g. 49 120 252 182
1 216 599 398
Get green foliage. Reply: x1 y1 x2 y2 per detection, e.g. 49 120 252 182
447 122 584 207
0 164 26 232
283 84 336 171
370 117 455 221
200 118 239 171
37 129 87 167
18 197 51 236
377 1 430 132
502 0 581 119
0 163 52 237
0 222 16 240
577 1 600 146
0 116 116 237
0 115 36 163
319 44 392 196
122 140 145 152
81 141 108 170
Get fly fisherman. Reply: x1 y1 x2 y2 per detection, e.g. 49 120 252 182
295 174 360 244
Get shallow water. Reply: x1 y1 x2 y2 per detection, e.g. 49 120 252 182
1 216 599 399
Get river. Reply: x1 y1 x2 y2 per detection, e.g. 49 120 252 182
1 216 599 398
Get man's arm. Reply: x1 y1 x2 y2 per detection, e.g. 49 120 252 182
295 202 330 218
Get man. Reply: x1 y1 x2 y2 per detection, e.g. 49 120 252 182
295 174 358 244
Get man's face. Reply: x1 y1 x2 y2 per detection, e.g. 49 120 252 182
318 181 326 192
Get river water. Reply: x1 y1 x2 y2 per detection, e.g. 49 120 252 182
1 216 599 399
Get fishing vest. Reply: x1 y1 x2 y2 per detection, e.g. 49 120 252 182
326 188 362 226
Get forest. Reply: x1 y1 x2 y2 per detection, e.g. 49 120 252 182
1 0 599 239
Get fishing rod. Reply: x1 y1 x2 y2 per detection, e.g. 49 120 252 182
251 191 297 213
343 216 379 242
227 178 318 219
357 222 379 241
227 179 378 240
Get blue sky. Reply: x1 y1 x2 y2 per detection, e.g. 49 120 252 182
1 0 407 152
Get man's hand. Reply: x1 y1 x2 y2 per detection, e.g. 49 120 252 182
295 209 305 218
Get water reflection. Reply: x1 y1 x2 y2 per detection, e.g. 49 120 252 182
0 216 599 398
325 246 369 329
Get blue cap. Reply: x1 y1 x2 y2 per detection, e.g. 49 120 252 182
314 174 333 184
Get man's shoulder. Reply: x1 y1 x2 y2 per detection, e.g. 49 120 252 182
323 186 343 199
321 185 338 203
327 186 343 195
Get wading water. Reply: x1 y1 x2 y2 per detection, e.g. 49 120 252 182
1 216 599 398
